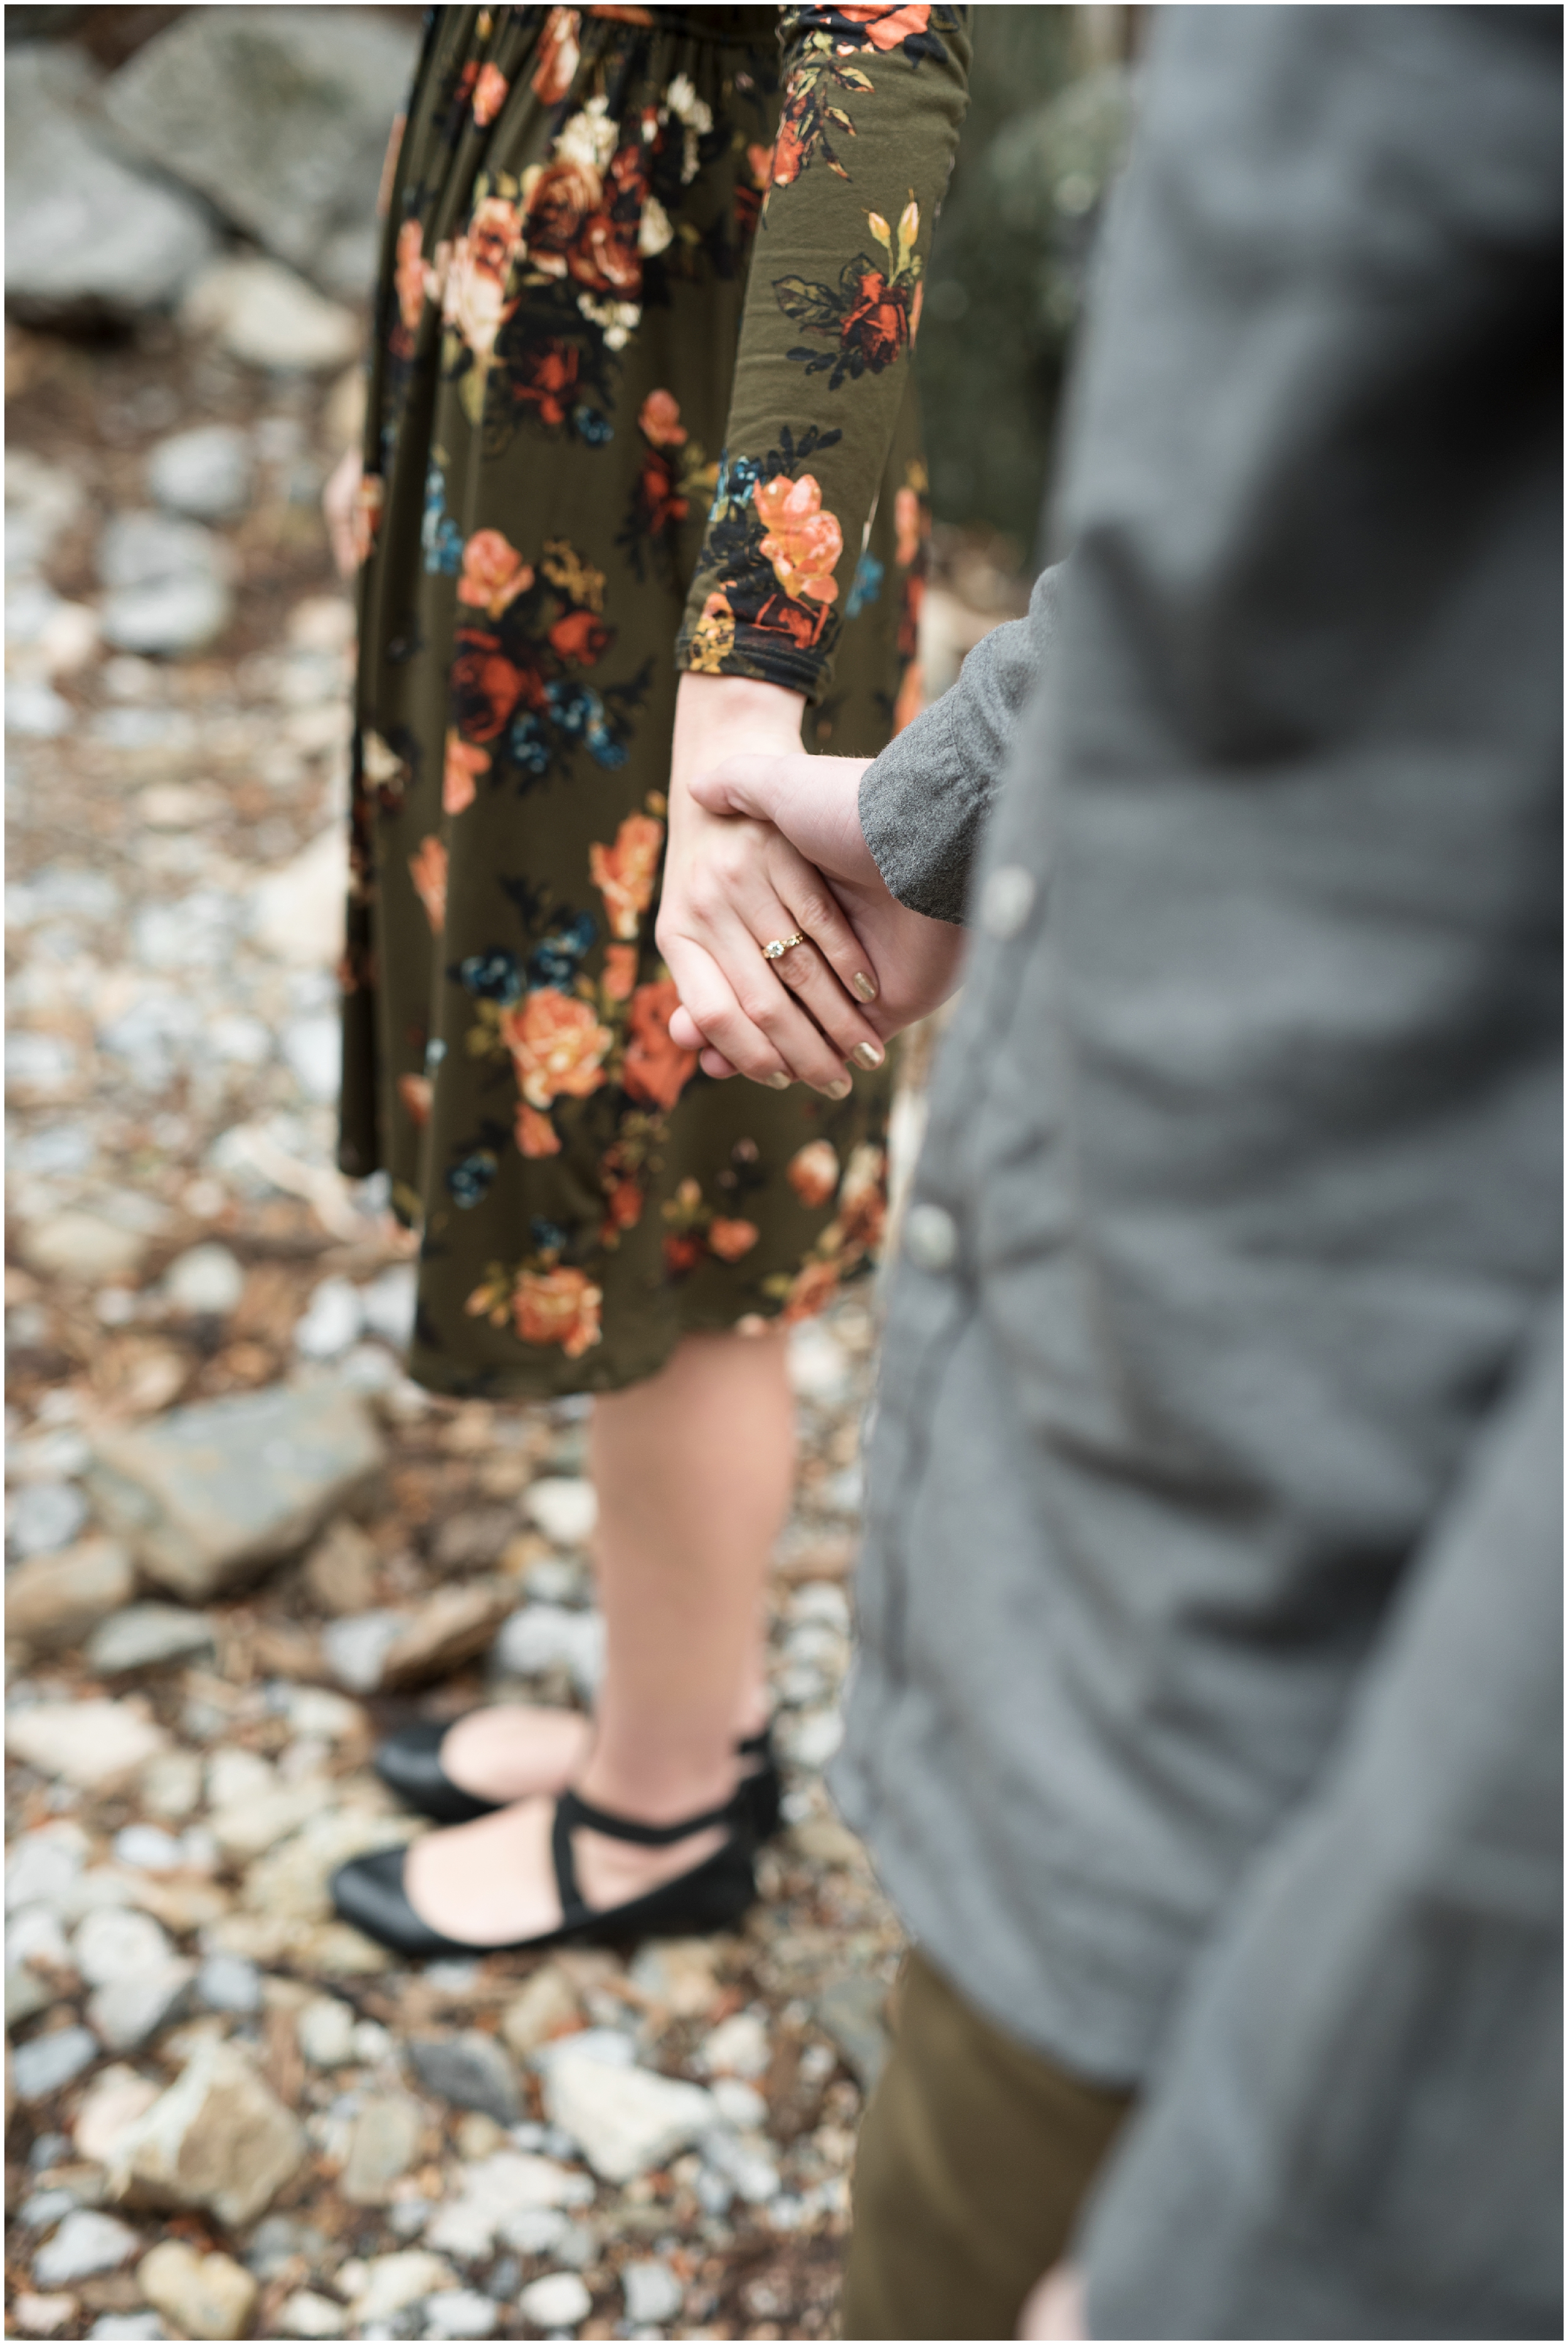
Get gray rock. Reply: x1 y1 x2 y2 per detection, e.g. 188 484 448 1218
699 2123 780 2206
12 2026 99 2100
137 2238 257 2341
275 2292 346 2340
73 1906 172 1988
6 1698 167 1789
293 1275 362 1360
425 2290 497 2340
517 2273 591 2332
320 1608 405 1695
6 679 72 736
295 1995 356 2068
85 1381 385 1601
89 2317 167 2341
103 7 417 293
5 1826 85 1913
17 1204 146 1283
622 2258 684 2327
409 2031 522 2126
107 2037 305 2228
381 1584 512 1691
97 511 232 657
341 2092 423 2206
181 252 361 372
4 1539 134 1654
245 2215 330 2281
523 1477 598 1548
8 1965 54 2031
196 1954 261 2015
281 1014 344 1103
87 1961 196 2055
494 1603 605 1698
542 2044 717 2185
85 1604 216 1678
359 1264 416 1347
33 2208 143 2287
161 1242 246 1317
146 427 253 523
4 48 217 326
8 1481 90 1561
813 1975 891 2092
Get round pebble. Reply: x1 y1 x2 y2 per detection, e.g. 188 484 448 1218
517 2273 592 2331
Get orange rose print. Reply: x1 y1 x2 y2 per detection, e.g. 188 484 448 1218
837 1142 887 1251
501 986 612 1109
622 977 698 1112
397 1073 433 1126
782 1257 840 1322
513 1265 602 1356
457 528 534 616
443 732 490 814
603 942 637 1001
894 483 923 568
443 194 524 361
521 157 602 279
638 389 687 447
602 1176 644 1233
590 811 664 940
709 1216 760 1262
835 2 931 48
516 1101 562 1157
549 609 610 664
409 836 448 933
353 473 384 567
394 219 427 333
753 474 842 604
531 7 581 103
472 61 509 126
787 1139 839 1208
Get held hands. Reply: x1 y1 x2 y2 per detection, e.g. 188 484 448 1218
662 691 967 1079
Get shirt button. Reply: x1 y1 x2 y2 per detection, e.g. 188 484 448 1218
980 863 1037 940
904 1202 958 1274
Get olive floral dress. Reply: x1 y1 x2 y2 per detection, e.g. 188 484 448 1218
340 3 970 1397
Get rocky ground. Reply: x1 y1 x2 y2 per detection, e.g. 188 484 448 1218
3 17 1025 2336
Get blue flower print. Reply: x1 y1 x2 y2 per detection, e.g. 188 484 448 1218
457 950 524 1004
447 1150 498 1207
845 550 884 619
587 713 629 768
527 912 598 991
546 680 595 735
574 406 613 445
509 713 551 775
421 462 462 575
531 1216 569 1256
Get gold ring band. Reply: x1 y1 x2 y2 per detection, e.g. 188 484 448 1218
761 932 807 962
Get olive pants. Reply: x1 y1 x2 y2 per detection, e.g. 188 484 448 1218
840 1950 1135 2341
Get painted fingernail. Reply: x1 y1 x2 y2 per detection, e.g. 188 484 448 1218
766 1071 791 1090
851 1041 884 1071
822 1077 853 1101
850 971 878 1004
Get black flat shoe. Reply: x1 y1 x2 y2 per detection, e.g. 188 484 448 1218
376 1717 783 1842
331 1785 757 1961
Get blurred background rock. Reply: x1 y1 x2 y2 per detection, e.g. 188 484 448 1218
3 13 1136 2339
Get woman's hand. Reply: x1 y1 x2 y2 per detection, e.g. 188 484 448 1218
322 447 364 582
658 672 892 1093
667 748 968 1074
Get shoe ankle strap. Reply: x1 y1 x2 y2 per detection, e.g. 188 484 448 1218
556 1785 739 1847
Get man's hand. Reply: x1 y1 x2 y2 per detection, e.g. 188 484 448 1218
667 748 967 1071
1019 2263 1088 2339
658 673 891 1092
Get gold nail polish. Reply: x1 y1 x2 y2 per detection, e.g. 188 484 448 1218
851 1041 883 1071
824 1077 853 1101
850 971 877 1004
766 1071 791 1090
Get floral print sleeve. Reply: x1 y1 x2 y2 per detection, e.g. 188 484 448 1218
675 6 970 702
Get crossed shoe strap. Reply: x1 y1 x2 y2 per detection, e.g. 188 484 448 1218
551 1784 742 1929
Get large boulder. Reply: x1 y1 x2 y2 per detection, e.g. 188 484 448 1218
85 1381 386 1600
102 6 418 296
4 47 218 326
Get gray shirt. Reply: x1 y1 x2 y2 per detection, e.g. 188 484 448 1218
837 8 1562 2335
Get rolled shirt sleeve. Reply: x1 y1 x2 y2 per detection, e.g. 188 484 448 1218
676 4 970 701
857 560 1060 922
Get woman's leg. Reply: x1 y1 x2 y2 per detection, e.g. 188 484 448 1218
401 1326 794 1939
